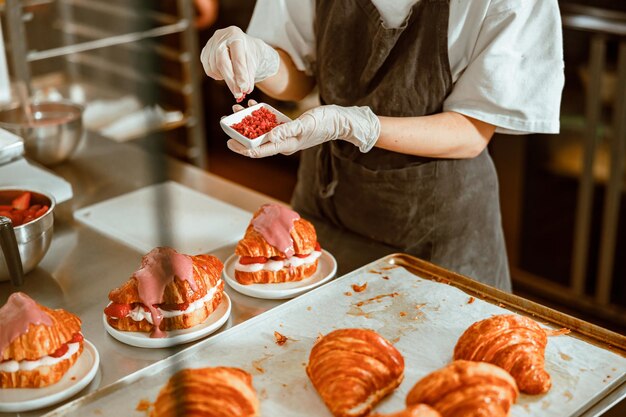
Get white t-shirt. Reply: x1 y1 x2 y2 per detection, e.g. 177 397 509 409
247 0 564 135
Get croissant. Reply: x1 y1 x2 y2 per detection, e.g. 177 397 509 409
234 204 321 285
370 404 442 417
306 328 405 417
453 314 551 394
150 367 258 417
105 248 224 337
406 360 518 417
1 292 84 388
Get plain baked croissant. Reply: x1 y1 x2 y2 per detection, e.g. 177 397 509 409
453 314 551 394
234 204 320 285
406 360 518 417
151 367 258 417
1 292 84 388
306 328 405 417
105 249 224 335
370 404 442 417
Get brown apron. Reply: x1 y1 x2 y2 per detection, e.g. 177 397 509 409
292 0 511 291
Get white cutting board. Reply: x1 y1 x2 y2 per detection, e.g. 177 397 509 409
74 181 252 255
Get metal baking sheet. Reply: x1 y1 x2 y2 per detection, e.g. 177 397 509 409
45 254 626 417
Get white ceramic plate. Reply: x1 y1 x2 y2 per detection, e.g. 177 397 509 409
103 293 231 348
219 102 292 149
223 250 338 300
0 340 100 413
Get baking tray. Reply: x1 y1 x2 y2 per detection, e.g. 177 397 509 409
44 254 626 417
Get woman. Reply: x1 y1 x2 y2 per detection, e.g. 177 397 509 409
200 0 564 291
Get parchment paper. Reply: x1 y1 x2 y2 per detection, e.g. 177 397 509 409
47 258 626 417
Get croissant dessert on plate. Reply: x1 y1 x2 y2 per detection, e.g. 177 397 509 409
453 314 551 394
104 247 224 338
306 328 405 417
234 204 321 285
370 404 442 417
151 367 258 417
406 360 518 417
1 292 84 388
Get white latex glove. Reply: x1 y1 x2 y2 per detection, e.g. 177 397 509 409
200 26 280 100
227 105 381 158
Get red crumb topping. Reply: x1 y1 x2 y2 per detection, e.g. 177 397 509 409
231 107 282 139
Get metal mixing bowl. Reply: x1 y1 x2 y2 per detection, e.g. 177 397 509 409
0 101 83 166
0 188 55 282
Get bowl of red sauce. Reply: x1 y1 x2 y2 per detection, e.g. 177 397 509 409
0 188 55 283
220 102 291 149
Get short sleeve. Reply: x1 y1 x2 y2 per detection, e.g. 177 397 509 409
246 0 317 75
443 0 565 135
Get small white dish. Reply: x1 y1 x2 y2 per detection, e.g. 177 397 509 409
220 102 292 149
223 250 338 300
0 340 100 413
102 293 231 348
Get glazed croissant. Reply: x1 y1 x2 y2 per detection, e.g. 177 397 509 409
406 360 518 417
306 328 405 417
234 204 321 285
105 248 224 336
151 367 258 417
370 404 442 417
1 292 84 388
453 314 551 394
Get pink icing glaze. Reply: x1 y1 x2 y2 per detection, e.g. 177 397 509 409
132 247 196 338
252 204 300 257
0 292 53 357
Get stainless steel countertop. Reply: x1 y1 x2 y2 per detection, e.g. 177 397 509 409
0 134 397 416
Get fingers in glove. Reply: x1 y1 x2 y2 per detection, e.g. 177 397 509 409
266 119 305 144
226 139 269 158
228 39 254 97
231 99 258 114
227 138 296 158
226 139 248 154
200 44 223 80
213 43 247 99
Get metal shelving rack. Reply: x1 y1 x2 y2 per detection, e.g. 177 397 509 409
1 0 207 168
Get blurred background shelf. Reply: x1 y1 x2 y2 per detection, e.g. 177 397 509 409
1 0 207 167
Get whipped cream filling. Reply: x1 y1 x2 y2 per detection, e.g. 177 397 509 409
0 342 80 373
235 251 321 273
126 281 221 324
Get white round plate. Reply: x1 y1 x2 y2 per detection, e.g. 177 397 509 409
0 340 100 413
223 249 338 300
103 293 231 348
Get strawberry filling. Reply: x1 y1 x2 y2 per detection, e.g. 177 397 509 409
104 301 194 319
104 302 132 319
0 332 83 364
49 332 83 358
49 344 69 358
240 242 322 264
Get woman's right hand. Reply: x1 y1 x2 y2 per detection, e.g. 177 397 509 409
200 26 280 101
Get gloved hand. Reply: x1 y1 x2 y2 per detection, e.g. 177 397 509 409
200 26 280 100
227 104 381 158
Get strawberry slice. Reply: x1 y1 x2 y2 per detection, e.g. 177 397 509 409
104 303 132 319
294 253 311 258
49 344 69 358
10 211 24 226
239 256 268 265
69 332 84 343
34 206 49 218
315 242 321 251
11 192 31 211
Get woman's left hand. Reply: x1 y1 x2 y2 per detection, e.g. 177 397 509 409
227 104 381 158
